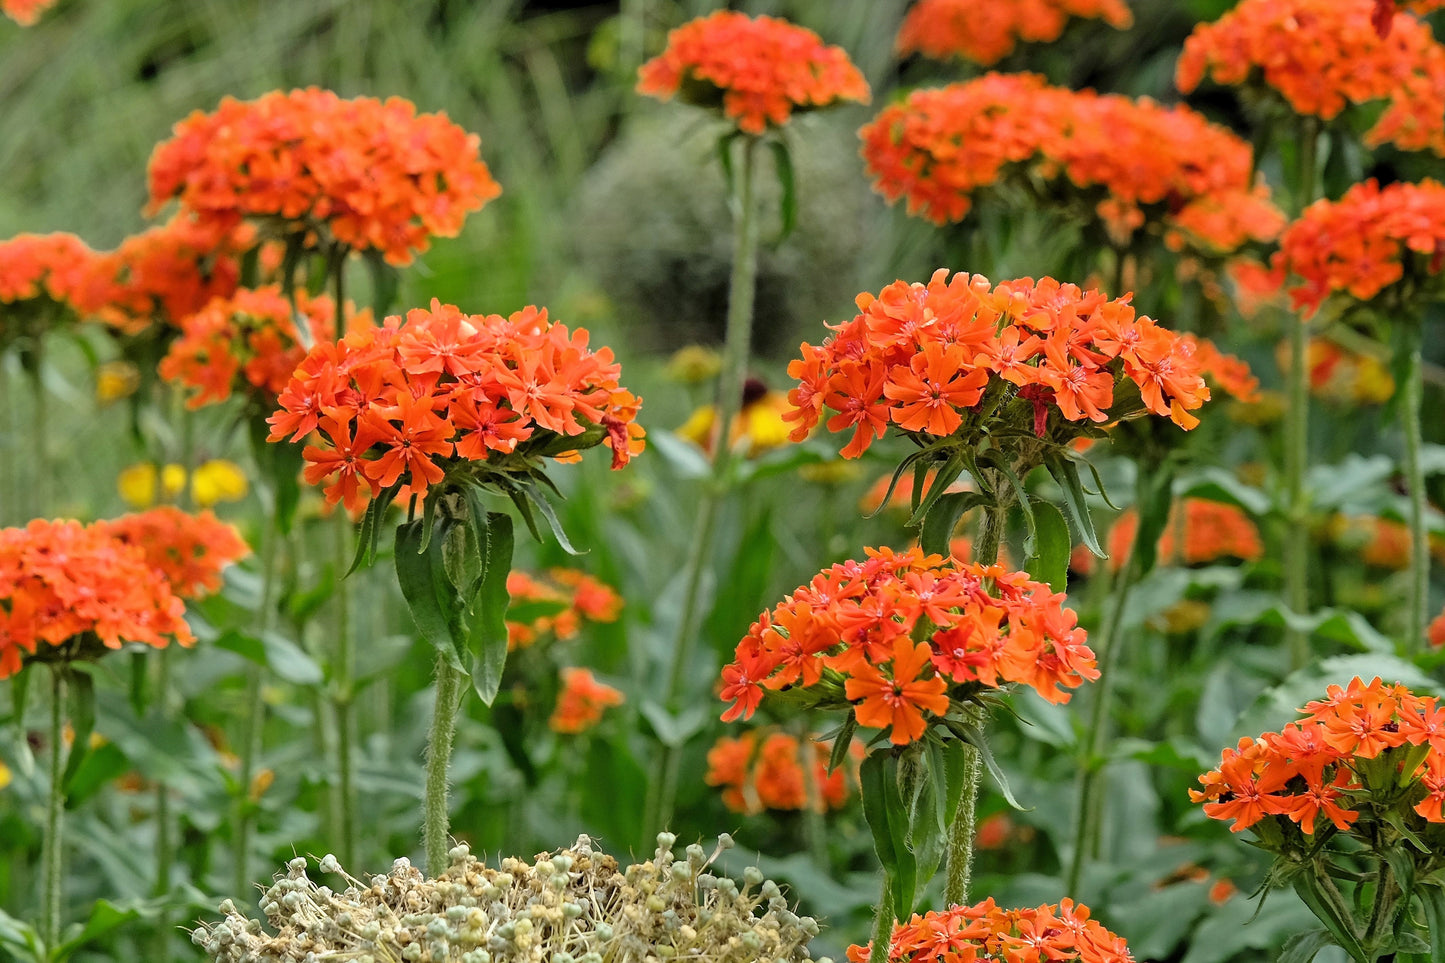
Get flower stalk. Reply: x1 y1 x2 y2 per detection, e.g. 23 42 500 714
233 514 282 896
41 665 65 950
423 653 465 877
1402 324 1429 650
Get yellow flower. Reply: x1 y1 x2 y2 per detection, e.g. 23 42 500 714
161 464 188 500
117 463 159 508
0 760 10 791
675 390 798 459
192 459 248 507
665 345 722 384
95 361 141 405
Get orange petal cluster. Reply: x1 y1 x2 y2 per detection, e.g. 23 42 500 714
1106 498 1264 572
1177 0 1445 156
896 0 1131 66
91 216 245 334
1268 179 1445 314
788 271 1212 460
1428 607 1445 647
266 300 644 511
0 519 195 679
1374 1 1445 37
1192 677 1445 834
1184 334 1261 403
637 11 869 136
705 728 862 814
504 568 622 651
0 233 113 319
1 0 55 25
848 897 1133 963
548 667 624 734
159 286 359 410
859 73 1284 254
720 547 1098 747
147 88 502 266
98 507 250 600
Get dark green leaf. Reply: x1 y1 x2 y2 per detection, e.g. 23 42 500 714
60 670 95 791
1045 454 1105 557
50 899 143 963
62 744 130 808
442 515 483 597
865 449 928 520
1023 499 1070 591
906 451 967 530
767 138 796 245
394 519 468 673
861 752 917 917
1277 929 1335 963
469 510 514 706
827 715 859 775
1418 882 1445 963
517 475 581 554
920 491 989 558
1133 467 1176 575
1292 873 1368 963
364 248 399 317
949 720 1028 811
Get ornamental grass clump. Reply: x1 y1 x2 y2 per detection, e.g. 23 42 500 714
194 834 829 963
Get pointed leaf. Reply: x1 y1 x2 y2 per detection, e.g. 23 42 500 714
1277 929 1335 963
827 714 859 774
905 450 967 529
949 720 1029 811
1292 873 1368 963
865 449 928 520
60 670 95 791
469 511 514 706
394 519 468 673
767 138 796 245
1024 499 1070 591
920 491 990 558
1046 453 1105 557
1418 881 1445 963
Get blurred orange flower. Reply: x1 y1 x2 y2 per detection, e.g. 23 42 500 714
637 11 869 135
99 506 250 600
548 667 624 734
705 728 862 814
1106 498 1264 571
897 0 1131 66
1 0 55 25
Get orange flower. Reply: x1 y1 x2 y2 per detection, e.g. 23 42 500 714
859 73 1283 254
503 568 621 651
705 728 863 814
789 271 1212 460
147 89 502 266
1428 607 1445 647
0 519 195 679
87 215 245 335
719 548 1098 745
0 233 111 322
1107 498 1264 571
548 667 624 734
1375 0 1445 36
851 897 1133 963
1264 179 1445 315
268 300 644 508
1177 0 1445 156
637 12 869 136
1 0 55 25
98 507 249 599
896 0 1131 66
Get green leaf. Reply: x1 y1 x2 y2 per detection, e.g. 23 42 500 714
1023 500 1070 591
364 247 399 317
905 450 967 530
919 491 989 558
468 510 514 706
865 449 929 520
442 515 483 597
62 743 130 808
827 715 859 774
0 907 44 963
860 752 918 917
60 670 95 791
1292 873 1368 963
1132 466 1176 576
516 475 581 555
50 899 143 963
638 700 708 748
1418 882 1445 963
394 519 468 673
1045 453 1105 557
948 719 1028 811
213 629 324 687
1277 929 1335 963
767 138 796 245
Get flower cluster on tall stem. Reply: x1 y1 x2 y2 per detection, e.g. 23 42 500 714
98 507 250 599
896 0 1132 66
849 898 1134 963
859 74 1283 255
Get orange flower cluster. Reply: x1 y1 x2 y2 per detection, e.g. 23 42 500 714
1332 514 1445 569
98 507 249 600
1429 607 1445 647
267 300 645 511
720 546 1098 746
636 11 869 136
1177 0 1445 156
548 667 624 734
859 73 1284 253
1191 677 1445 834
147 88 502 266
705 728 862 814
848 897 1132 963
1 0 54 25
1373 0 1445 37
159 286 357 410
1278 336 1396 405
1268 179 1445 314
787 271 1212 461
504 568 622 651
1183 334 1261 403
0 233 112 319
92 216 244 334
0 519 195 679
896 0 1132 66
1106 499 1264 572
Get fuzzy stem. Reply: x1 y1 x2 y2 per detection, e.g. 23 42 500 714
646 134 762 839
871 874 896 962
1284 121 1320 672
233 513 282 896
41 666 65 950
424 653 465 877
1402 327 1429 650
332 512 357 869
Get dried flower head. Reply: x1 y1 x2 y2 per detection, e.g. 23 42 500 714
1177 0 1445 155
896 0 1132 66
194 834 831 963
266 300 645 511
720 546 1097 746
859 73 1283 254
0 518 195 678
98 507 250 600
849 897 1133 963
637 11 869 135
147 88 502 266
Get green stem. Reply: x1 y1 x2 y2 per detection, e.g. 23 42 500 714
1284 120 1320 672
794 719 829 870
332 513 357 869
41 666 65 950
424 653 465 877
0 356 15 526
1402 327 1429 650
646 134 762 839
28 344 47 521
152 648 173 963
871 874 896 962
233 513 282 896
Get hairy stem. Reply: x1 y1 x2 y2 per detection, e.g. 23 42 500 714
233 513 282 896
41 666 66 950
332 512 357 869
424 653 465 877
871 874 896 962
1402 328 1429 650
